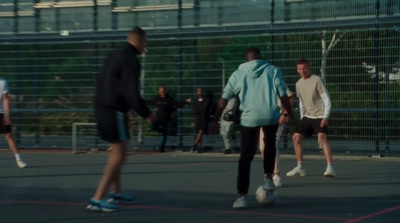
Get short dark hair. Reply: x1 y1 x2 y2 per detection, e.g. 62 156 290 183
128 26 146 37
246 47 261 60
297 59 310 66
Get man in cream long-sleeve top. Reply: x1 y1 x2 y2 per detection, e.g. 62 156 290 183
286 58 336 178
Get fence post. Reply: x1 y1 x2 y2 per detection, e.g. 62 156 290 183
372 0 381 157
177 0 183 148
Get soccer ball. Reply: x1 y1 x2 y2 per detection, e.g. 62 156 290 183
255 186 277 206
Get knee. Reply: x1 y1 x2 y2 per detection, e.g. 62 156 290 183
4 133 13 140
318 134 327 143
292 134 302 144
220 132 228 138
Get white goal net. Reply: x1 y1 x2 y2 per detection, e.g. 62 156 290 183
72 123 107 154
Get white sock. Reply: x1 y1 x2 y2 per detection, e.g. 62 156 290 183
327 163 333 169
297 162 303 169
15 154 21 161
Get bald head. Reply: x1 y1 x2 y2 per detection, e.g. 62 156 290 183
246 47 261 62
127 27 147 55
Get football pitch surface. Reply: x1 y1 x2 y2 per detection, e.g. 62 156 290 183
0 150 399 223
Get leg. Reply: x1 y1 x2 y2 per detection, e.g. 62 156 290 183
318 133 336 177
160 133 167 152
5 132 19 155
292 133 304 163
237 126 260 195
261 124 279 180
259 128 265 158
221 121 233 153
318 133 332 163
93 141 127 200
5 131 27 168
220 120 229 148
286 132 306 176
194 129 204 146
274 125 285 174
159 121 169 152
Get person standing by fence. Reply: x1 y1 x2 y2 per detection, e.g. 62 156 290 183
220 97 238 154
191 87 213 153
147 86 191 152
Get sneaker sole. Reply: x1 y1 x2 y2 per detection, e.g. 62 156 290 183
286 172 306 177
107 198 135 204
87 205 101 212
87 205 119 212
233 205 247 209
324 174 335 177
101 207 119 212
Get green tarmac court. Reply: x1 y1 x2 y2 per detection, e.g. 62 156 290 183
0 150 399 223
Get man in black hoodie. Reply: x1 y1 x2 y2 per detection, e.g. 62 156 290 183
88 27 155 212
147 86 191 152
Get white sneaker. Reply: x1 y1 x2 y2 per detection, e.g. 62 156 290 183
273 175 283 188
233 196 247 209
286 167 306 176
324 167 336 177
263 178 276 191
16 159 27 168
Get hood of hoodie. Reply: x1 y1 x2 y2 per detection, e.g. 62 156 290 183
238 60 269 78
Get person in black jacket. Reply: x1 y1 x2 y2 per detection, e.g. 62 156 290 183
191 87 213 153
88 27 155 213
147 86 191 152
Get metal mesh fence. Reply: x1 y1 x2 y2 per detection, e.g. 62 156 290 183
0 0 399 156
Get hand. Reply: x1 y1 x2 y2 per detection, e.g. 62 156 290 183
320 118 328 128
278 115 287 125
3 116 11 125
185 98 191 103
146 114 156 124
209 121 219 135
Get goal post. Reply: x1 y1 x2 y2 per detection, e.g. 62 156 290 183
72 122 101 154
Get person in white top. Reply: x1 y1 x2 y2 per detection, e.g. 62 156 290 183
259 85 295 187
0 78 27 168
220 97 238 154
286 59 335 177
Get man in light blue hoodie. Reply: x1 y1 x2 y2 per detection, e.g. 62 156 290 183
210 47 293 209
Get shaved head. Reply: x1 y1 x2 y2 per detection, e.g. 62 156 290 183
246 47 261 62
127 27 147 55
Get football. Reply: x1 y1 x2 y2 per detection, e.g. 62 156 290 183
255 186 277 206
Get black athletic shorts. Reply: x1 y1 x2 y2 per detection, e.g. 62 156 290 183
294 117 327 137
0 114 11 134
95 106 129 143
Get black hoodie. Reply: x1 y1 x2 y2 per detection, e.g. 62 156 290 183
146 93 187 121
95 43 151 119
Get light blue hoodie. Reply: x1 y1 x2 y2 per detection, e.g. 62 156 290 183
222 60 287 127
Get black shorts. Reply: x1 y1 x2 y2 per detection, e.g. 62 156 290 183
294 117 327 137
0 114 11 134
95 106 130 143
195 120 208 133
